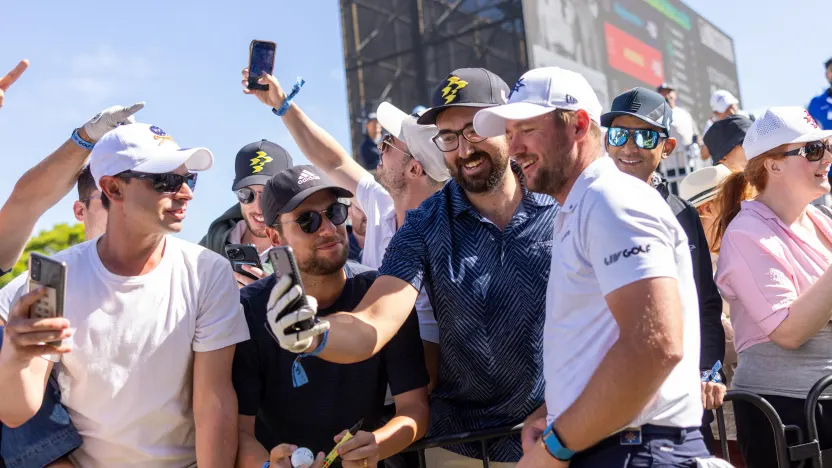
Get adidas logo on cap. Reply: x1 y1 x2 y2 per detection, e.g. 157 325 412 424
297 169 320 185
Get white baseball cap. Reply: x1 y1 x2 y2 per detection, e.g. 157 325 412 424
376 102 450 182
710 90 739 113
90 123 213 188
473 67 602 138
679 164 732 207
742 107 832 160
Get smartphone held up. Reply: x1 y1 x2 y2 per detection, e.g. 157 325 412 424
248 40 276 91
27 252 67 346
268 246 316 335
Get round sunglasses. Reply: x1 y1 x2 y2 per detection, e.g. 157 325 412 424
235 187 261 205
783 140 831 162
275 202 348 234
119 171 197 193
606 127 667 150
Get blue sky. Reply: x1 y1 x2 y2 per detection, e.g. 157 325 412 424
0 0 828 243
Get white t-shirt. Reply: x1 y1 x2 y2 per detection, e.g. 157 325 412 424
356 175 438 342
544 156 702 430
8 236 250 468
0 272 26 322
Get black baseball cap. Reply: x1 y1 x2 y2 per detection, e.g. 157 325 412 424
417 68 511 125
261 165 353 226
232 140 294 191
704 115 754 164
601 87 673 134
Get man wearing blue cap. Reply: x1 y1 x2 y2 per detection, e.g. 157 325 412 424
601 87 726 454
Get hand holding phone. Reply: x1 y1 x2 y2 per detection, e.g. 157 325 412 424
247 40 276 91
225 244 264 281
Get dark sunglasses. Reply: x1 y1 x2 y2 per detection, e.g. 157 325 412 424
276 202 348 234
607 127 667 150
784 140 831 162
119 171 197 193
235 187 260 205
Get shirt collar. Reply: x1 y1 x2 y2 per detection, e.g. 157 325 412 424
740 199 780 221
449 159 554 219
559 154 613 214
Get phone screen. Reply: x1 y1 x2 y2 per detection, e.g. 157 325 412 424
249 43 275 81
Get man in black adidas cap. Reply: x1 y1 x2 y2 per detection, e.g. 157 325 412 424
602 87 726 454
199 140 293 286
267 67 558 467
232 165 429 468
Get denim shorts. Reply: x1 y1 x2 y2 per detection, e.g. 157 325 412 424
0 327 82 468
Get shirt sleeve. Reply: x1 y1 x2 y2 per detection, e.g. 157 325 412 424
717 230 794 335
382 308 430 396
378 214 428 293
415 290 439 344
232 297 262 416
583 190 681 296
194 258 250 352
0 273 28 322
355 174 389 217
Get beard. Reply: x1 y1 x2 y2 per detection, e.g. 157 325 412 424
448 150 509 193
244 213 268 238
523 133 576 196
297 235 349 276
375 166 406 197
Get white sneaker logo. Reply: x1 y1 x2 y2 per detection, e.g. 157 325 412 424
297 170 320 185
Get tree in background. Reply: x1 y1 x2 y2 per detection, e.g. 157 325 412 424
0 223 85 288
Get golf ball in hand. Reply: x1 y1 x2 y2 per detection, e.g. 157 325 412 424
291 447 315 468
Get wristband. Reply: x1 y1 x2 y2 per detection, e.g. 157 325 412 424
261 462 270 468
291 329 329 388
71 128 95 150
272 77 306 117
541 423 575 461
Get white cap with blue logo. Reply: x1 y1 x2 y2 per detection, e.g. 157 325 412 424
473 67 602 138
90 123 213 188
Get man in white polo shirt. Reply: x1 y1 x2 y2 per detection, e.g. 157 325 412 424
0 123 249 468
474 67 708 466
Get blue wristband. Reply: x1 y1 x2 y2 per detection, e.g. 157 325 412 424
291 329 329 388
71 128 95 150
272 77 305 117
261 462 270 468
542 423 575 461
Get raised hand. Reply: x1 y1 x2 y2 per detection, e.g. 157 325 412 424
265 274 329 353
0 59 29 110
241 68 287 109
1 287 73 362
82 102 146 142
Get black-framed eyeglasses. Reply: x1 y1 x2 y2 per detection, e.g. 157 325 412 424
607 127 667 150
783 140 831 162
118 171 198 194
377 134 412 158
275 202 348 234
235 187 261 205
432 124 487 152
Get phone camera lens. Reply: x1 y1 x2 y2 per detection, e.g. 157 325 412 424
31 259 41 280
228 249 242 260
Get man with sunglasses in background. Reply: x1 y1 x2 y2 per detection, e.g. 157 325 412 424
232 165 429 468
264 68 558 468
200 140 294 287
0 123 249 467
601 87 726 454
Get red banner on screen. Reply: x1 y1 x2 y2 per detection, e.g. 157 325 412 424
604 23 665 86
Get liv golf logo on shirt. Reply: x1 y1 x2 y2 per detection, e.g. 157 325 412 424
604 245 651 266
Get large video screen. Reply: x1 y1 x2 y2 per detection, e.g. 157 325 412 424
523 0 740 129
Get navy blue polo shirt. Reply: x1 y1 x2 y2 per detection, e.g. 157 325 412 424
378 162 558 462
232 262 428 461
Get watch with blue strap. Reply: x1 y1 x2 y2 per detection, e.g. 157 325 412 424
542 423 575 461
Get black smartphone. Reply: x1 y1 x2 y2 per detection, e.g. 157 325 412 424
225 244 263 281
248 40 276 91
268 246 316 334
28 252 67 346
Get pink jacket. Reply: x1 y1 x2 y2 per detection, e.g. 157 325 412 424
715 200 832 353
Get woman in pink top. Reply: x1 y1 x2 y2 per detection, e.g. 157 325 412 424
714 107 832 468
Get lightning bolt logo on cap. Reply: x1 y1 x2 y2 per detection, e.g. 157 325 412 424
441 76 469 105
250 151 273 174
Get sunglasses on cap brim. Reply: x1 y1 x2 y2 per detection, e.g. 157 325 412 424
274 202 349 234
606 127 667 150
783 140 831 162
118 171 198 193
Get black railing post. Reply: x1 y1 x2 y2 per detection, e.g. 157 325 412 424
804 374 832 468
715 407 730 463
725 390 791 468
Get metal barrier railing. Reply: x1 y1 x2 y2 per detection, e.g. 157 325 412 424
804 374 832 467
403 423 523 468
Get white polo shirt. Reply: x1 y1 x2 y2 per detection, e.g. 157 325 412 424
356 175 438 342
544 156 702 430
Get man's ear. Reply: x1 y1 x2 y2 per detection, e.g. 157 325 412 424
72 201 86 222
265 226 283 246
662 137 677 158
99 176 124 204
408 159 425 180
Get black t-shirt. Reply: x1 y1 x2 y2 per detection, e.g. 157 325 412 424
233 262 428 458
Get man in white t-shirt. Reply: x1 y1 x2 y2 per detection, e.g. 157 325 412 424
0 123 250 468
240 70 450 380
473 68 707 466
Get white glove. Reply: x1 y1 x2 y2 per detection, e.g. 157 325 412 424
82 102 145 141
266 275 330 353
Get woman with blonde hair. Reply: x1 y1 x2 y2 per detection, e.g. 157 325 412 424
714 107 832 467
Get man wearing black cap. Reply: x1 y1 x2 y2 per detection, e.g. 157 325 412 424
232 165 429 468
199 140 293 286
601 87 726 454
265 68 558 467
703 114 752 172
